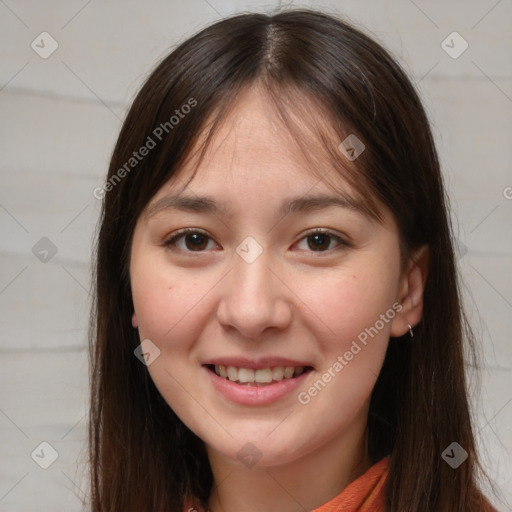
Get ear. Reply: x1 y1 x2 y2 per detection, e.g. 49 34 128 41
132 312 138 328
390 245 429 337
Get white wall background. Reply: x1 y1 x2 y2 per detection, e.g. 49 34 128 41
0 0 511 510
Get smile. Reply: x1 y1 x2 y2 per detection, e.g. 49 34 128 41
208 364 311 385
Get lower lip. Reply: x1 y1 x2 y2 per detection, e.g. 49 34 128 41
204 366 311 406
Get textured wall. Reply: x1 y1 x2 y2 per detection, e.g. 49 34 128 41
0 1 511 510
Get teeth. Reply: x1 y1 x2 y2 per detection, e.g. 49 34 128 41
227 366 238 381
283 366 295 379
213 364 308 384
272 366 284 381
255 368 273 383
238 368 255 383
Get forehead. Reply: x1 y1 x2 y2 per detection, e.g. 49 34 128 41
152 87 363 204
143 85 391 228
195 88 325 181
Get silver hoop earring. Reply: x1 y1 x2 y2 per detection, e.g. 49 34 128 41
407 323 414 338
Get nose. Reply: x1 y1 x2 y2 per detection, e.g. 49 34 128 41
216 246 293 340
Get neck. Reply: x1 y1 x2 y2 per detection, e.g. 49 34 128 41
206 414 371 512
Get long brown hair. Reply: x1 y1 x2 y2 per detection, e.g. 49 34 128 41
89 9 493 511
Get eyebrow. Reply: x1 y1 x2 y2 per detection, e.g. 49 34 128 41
144 192 370 220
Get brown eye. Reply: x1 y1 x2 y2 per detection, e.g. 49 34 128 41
163 228 348 255
164 229 217 252
182 232 209 251
307 233 331 251
296 230 348 253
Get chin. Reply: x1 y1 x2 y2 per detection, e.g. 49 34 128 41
205 428 317 469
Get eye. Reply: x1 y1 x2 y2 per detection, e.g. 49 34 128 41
163 229 218 252
295 229 349 253
163 228 349 254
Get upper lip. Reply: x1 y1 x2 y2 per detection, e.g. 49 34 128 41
202 357 313 369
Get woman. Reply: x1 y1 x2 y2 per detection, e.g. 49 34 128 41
89 9 496 511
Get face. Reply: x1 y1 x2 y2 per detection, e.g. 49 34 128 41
129 87 408 468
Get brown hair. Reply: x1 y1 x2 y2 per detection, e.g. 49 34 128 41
89 9 493 511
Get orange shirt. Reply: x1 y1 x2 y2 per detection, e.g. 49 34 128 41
312 456 388 512
185 456 496 512
185 456 389 512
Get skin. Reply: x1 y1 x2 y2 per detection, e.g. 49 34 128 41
129 86 428 512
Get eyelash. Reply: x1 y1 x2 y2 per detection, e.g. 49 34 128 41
163 228 350 255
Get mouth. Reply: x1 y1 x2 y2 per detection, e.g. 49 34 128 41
204 364 314 386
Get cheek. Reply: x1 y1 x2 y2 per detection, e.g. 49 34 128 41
131 261 174 335
130 253 214 352
293 273 396 426
294 264 400 354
